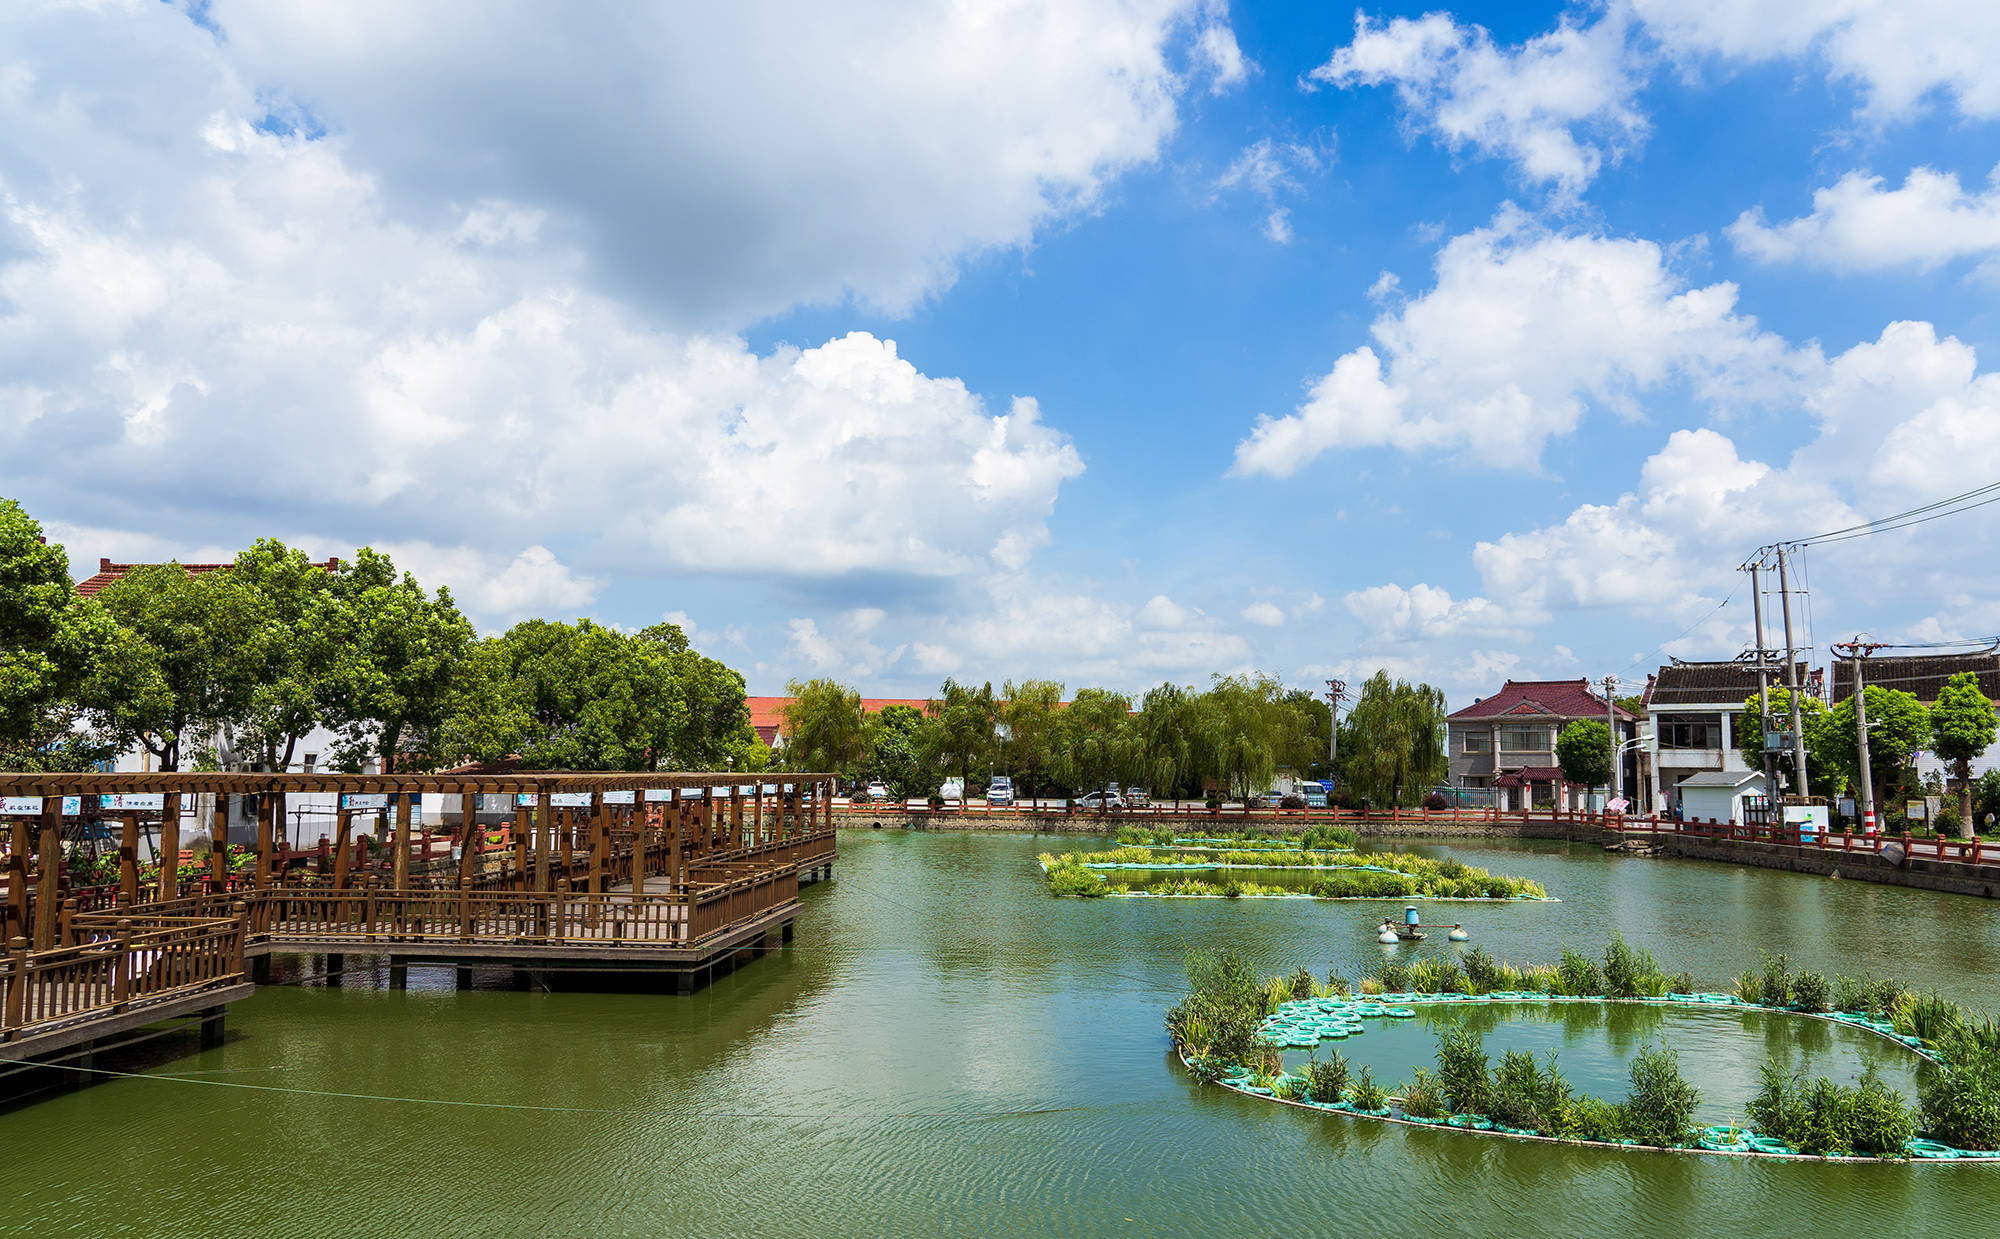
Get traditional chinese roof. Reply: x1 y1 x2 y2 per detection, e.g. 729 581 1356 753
1644 659 1810 708
1493 766 1565 787
1828 652 2000 706
1448 679 1635 723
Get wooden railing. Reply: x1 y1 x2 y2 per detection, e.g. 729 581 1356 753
1613 815 2000 865
2 915 243 1042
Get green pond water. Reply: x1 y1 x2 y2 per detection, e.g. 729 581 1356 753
3 831 1998 1238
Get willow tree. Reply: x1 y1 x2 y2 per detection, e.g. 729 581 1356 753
1048 688 1135 794
782 678 871 777
1341 671 1447 807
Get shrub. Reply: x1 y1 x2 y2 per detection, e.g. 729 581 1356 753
1290 967 1316 1000
1603 933 1656 998
1849 1068 1917 1157
1761 951 1794 1008
1436 1024 1492 1115
1793 1076 1855 1155
1423 792 1449 811
1668 971 1695 996
1273 1075 1308 1101
1323 971 1351 997
1624 1044 1699 1147
1566 1095 1628 1143
1349 1066 1387 1111
1834 975 1868 1014
1462 946 1503 994
1359 977 1386 996
1488 1049 1548 1131
1555 949 1603 997
1867 978 1906 1018
1918 1029 2000 1150
1279 794 1307 811
1747 1062 1803 1146
1372 959 1412 993
1401 1067 1446 1119
1792 971 1831 1014
1306 1052 1350 1105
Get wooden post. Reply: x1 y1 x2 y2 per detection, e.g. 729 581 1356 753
34 796 61 951
111 917 134 1010
670 800 685 890
753 786 763 846
119 812 140 904
211 792 230 888
4 937 27 1032
393 791 413 889
59 897 76 948
458 790 480 886
259 790 281 889
5 814 29 943
512 802 529 886
534 790 553 893
589 788 607 895
731 790 744 849
333 808 354 891
158 791 181 902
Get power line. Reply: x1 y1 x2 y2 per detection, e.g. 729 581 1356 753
1793 479 2000 547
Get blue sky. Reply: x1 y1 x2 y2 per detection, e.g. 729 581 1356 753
7 1 2000 705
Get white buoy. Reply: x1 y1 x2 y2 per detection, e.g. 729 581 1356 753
1378 930 1401 944
1448 926 1470 942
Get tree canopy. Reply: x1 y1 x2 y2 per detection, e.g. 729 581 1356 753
1931 672 1996 836
1340 671 1448 807
1555 719 1612 789
1814 686 1931 814
1734 686 1832 798
0 499 115 768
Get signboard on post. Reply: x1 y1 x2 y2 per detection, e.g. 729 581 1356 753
1907 799 1928 823
341 793 390 810
515 792 592 808
602 790 635 805
97 793 166 812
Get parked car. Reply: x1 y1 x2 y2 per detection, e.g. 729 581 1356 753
1076 789 1125 810
863 780 891 802
988 776 1015 806
1124 786 1150 806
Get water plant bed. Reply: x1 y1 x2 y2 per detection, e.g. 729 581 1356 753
1166 937 2000 1163
1040 846 1551 900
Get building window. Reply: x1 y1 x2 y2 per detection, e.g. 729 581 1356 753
1657 715 1716 750
1499 726 1547 752
303 752 318 773
1463 732 1491 753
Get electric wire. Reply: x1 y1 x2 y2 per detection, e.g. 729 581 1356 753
1792 479 2000 546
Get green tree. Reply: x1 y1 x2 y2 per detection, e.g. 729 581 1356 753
1555 719 1613 790
1194 674 1293 800
782 678 871 776
323 548 476 771
1815 687 1931 818
84 564 266 771
859 703 930 798
632 621 752 771
1132 682 1201 797
921 678 999 783
1931 672 1997 837
1048 687 1135 794
1341 671 1448 807
1 498 115 768
1734 686 1833 798
217 539 352 771
997 678 1064 792
494 618 651 769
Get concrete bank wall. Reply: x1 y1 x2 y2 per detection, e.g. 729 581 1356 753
1657 837 2000 900
841 813 1539 840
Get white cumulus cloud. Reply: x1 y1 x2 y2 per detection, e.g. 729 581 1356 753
1729 166 2000 273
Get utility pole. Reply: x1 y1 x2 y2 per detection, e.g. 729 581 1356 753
1603 674 1620 803
1748 560 1776 801
1324 679 1346 775
1775 544 1811 802
1834 640 1883 834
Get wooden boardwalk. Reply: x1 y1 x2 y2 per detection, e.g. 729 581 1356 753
1 771 838 1089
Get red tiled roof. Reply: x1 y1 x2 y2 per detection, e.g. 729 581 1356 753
744 696 932 730
1494 765 1565 787
74 555 341 598
1448 678 1635 723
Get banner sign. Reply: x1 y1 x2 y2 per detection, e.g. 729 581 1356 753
98 793 166 812
603 790 635 805
762 784 778 795
683 787 706 800
645 789 674 802
711 786 732 799
512 791 594 808
341 793 390 810
738 785 756 796
0 796 83 816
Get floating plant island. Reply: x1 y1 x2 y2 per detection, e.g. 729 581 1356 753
1039 842 1552 901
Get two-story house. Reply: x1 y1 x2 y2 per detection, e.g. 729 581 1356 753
1641 658 1819 812
1447 679 1637 811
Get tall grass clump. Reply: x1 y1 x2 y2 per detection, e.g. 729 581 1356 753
1412 953 1468 995
1400 1067 1446 1119
1300 824 1358 851
1792 971 1831 1014
1603 933 1670 998
1753 1062 1918 1156
1918 1029 2000 1150
1042 854 1108 897
1734 969 1762 1005
1349 1066 1387 1112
